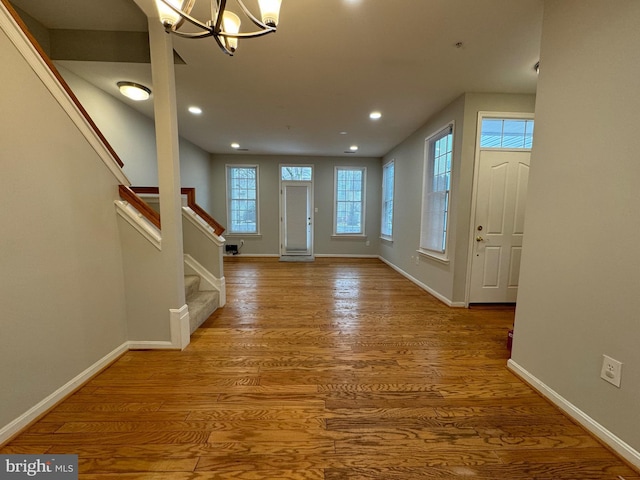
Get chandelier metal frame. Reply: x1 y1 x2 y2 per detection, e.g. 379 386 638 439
156 0 278 56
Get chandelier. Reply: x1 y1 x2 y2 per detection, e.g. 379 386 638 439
155 0 282 56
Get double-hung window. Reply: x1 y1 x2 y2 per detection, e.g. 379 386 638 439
226 165 259 234
334 167 366 235
381 160 395 240
420 124 453 259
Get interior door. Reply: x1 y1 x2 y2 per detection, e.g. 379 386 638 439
281 182 312 256
469 150 530 303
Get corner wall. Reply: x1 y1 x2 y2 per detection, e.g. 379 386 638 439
512 0 640 460
380 93 535 305
58 66 213 211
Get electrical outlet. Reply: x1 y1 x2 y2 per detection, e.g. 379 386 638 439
600 354 622 388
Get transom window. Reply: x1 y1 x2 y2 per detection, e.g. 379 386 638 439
480 118 534 149
334 167 366 235
420 124 453 258
281 166 313 181
226 165 259 234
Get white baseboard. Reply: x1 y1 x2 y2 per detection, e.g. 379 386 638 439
507 359 640 469
169 304 190 350
0 342 129 446
378 256 465 307
314 254 379 258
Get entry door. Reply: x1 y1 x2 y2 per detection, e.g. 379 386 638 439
281 182 312 256
469 150 530 303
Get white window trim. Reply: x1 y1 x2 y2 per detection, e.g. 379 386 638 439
418 122 455 263
333 166 367 236
225 164 260 235
380 159 395 241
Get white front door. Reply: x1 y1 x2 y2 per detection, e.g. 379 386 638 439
281 182 312 256
469 150 530 303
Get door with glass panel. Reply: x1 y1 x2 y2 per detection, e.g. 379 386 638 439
280 166 313 256
469 116 533 303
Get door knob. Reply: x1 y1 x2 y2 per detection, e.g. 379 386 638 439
476 236 484 242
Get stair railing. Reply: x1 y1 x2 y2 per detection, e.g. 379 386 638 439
127 186 225 236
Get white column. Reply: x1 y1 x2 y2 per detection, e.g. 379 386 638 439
147 14 186 308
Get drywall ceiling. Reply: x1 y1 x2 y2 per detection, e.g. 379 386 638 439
9 0 543 157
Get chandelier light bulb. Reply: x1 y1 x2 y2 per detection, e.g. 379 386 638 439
258 0 282 27
222 10 241 52
155 0 183 28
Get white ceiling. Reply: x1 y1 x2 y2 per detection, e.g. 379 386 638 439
9 0 543 158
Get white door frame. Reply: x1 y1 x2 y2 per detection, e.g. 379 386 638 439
279 165 314 256
464 111 534 306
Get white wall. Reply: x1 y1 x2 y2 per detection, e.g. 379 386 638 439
59 66 213 211
210 154 381 256
0 27 128 430
512 0 640 458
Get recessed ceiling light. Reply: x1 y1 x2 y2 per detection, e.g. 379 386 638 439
339 131 348 135
117 81 151 101
231 143 240 149
188 106 203 114
350 145 359 151
369 111 382 120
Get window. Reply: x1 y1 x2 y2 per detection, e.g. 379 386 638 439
226 165 259 234
381 160 395 239
480 118 534 149
334 167 366 235
420 124 453 257
281 165 313 181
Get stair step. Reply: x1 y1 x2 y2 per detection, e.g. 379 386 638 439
184 275 200 300
187 289 219 333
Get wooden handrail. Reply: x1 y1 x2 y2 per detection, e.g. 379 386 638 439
128 186 226 236
118 185 161 229
1 0 125 169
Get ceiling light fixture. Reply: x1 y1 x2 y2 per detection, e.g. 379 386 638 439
350 145 359 151
155 0 282 56
188 106 203 114
369 111 382 120
117 81 151 101
231 142 240 149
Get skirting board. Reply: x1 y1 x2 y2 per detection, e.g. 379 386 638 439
378 256 465 308
0 342 129 446
508 359 640 470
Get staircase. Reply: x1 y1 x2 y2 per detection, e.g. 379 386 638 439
185 275 219 333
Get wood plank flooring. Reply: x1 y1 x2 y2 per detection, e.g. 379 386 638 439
2 257 637 479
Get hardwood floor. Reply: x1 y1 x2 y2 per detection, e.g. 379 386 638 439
2 257 637 479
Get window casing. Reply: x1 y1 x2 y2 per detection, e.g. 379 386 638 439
226 165 259 234
381 160 395 240
334 167 366 235
420 124 453 259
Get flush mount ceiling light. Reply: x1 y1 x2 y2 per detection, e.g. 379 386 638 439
188 106 203 114
117 81 151 101
155 0 282 56
231 142 240 149
369 111 382 120
350 145 359 151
